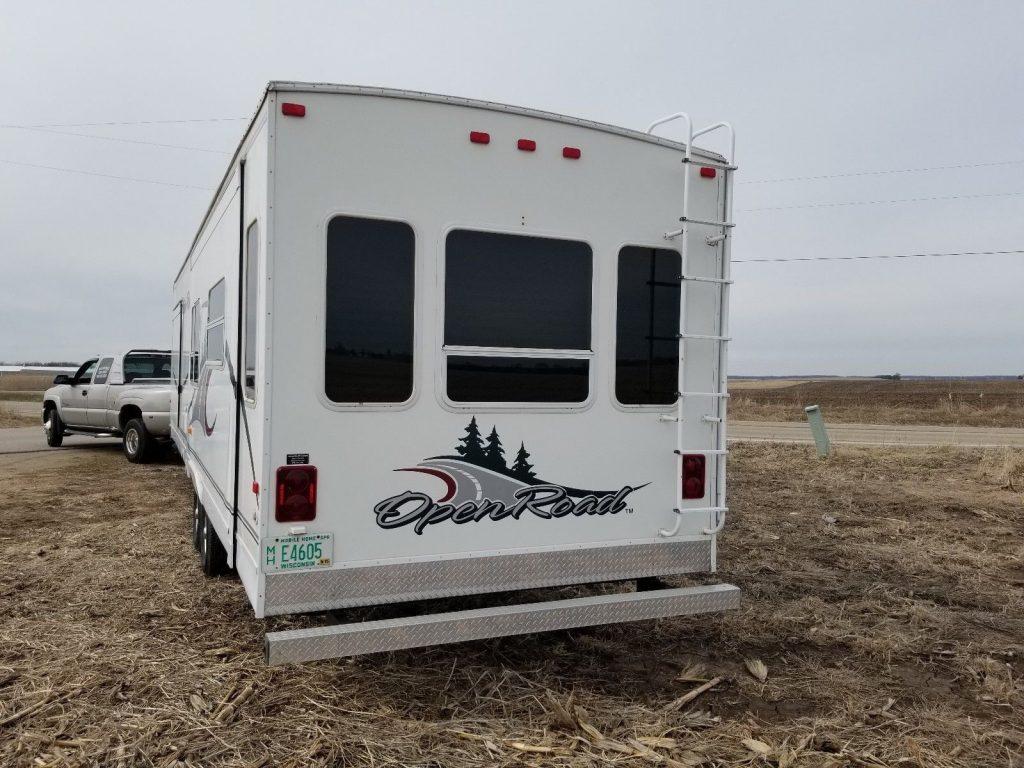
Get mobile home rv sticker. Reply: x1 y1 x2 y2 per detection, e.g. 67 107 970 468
374 417 646 534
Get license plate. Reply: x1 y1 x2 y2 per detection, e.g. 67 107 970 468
263 533 333 572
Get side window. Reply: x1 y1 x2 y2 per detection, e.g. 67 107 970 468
124 353 172 383
73 359 98 385
615 246 682 405
444 230 592 404
243 221 259 400
324 216 414 404
206 279 226 366
190 300 201 381
93 357 114 385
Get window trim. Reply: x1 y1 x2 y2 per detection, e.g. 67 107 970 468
242 220 259 404
437 225 597 413
205 278 226 368
317 210 419 413
610 241 683 412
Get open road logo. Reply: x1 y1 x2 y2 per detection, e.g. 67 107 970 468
374 417 646 535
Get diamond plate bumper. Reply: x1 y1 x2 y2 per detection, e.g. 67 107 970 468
263 539 713 616
265 583 740 664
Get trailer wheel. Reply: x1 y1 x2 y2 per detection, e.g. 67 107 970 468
123 418 151 464
191 492 202 551
199 506 228 577
44 408 64 448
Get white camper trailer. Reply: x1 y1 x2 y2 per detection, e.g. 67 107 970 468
171 82 739 664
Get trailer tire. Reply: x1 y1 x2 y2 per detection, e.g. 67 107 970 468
199 506 228 577
123 418 151 464
44 408 64 447
191 492 202 551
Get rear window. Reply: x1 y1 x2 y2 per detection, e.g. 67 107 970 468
324 216 415 404
124 353 171 382
444 230 592 404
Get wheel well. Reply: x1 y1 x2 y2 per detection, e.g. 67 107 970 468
43 400 57 415
119 405 142 430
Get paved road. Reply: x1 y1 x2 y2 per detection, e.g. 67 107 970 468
729 420 1024 448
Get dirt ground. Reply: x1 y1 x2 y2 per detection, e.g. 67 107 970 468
0 442 1022 767
730 378 1024 428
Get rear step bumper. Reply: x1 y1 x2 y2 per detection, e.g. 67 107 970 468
265 583 741 665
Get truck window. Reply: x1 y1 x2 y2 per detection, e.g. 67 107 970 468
324 216 414 404
124 353 172 382
444 230 592 403
243 221 259 400
206 279 226 365
73 359 98 385
94 357 114 385
615 246 682 405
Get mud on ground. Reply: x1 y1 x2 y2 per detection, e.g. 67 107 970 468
0 443 1021 767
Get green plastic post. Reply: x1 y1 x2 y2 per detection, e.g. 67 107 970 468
804 405 830 458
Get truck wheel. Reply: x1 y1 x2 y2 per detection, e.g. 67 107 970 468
44 408 64 448
123 418 151 463
191 492 202 551
200 506 228 577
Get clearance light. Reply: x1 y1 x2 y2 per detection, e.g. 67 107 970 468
517 138 536 152
682 454 706 499
281 103 306 117
469 131 490 144
276 465 317 522
562 146 582 159
699 167 717 178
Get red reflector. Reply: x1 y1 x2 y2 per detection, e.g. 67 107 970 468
699 166 717 178
682 454 706 499
281 102 306 117
252 482 259 495
275 465 317 522
517 138 536 152
562 146 582 159
469 131 490 144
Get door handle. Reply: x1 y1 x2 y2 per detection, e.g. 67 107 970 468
81 389 88 395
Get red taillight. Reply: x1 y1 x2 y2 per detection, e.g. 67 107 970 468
275 465 317 522
699 166 717 178
252 482 259 495
281 102 306 117
469 131 490 144
517 138 536 151
562 146 581 159
682 454 706 499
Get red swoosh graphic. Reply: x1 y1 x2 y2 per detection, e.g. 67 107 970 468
395 467 457 503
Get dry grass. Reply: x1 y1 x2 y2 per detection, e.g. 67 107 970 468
729 378 1024 427
0 371 55 392
0 444 1022 766
0 402 37 428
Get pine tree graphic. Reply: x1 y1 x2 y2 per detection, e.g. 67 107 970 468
511 442 537 482
483 425 507 471
454 416 486 463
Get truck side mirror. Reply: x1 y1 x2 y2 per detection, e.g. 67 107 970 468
53 374 70 385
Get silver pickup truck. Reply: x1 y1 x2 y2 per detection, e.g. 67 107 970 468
42 350 174 463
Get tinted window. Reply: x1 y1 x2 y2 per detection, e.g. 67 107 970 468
206 279 225 365
208 278 226 323
190 301 201 381
325 216 414 403
447 356 589 403
206 324 224 365
124 353 171 382
243 222 259 399
445 230 592 350
615 247 681 405
93 357 114 385
74 359 98 384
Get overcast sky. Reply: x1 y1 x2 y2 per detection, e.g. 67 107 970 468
1 1 1021 374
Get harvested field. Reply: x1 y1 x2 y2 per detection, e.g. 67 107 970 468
0 403 37 428
730 378 1024 428
0 443 1022 766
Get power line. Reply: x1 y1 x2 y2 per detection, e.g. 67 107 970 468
739 190 1024 212
0 116 249 129
740 158 1024 184
733 249 1024 264
0 125 230 154
0 158 214 191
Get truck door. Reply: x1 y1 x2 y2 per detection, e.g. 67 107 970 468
87 357 115 427
62 358 97 426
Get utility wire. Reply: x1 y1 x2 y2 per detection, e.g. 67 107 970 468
0 125 230 154
739 190 1024 212
734 249 1024 264
0 158 214 191
0 116 248 129
740 158 1024 184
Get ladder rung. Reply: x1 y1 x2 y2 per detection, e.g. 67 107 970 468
702 415 722 423
682 275 733 285
672 506 729 514
677 391 730 398
679 216 736 228
675 449 729 456
682 157 737 171
679 333 731 341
